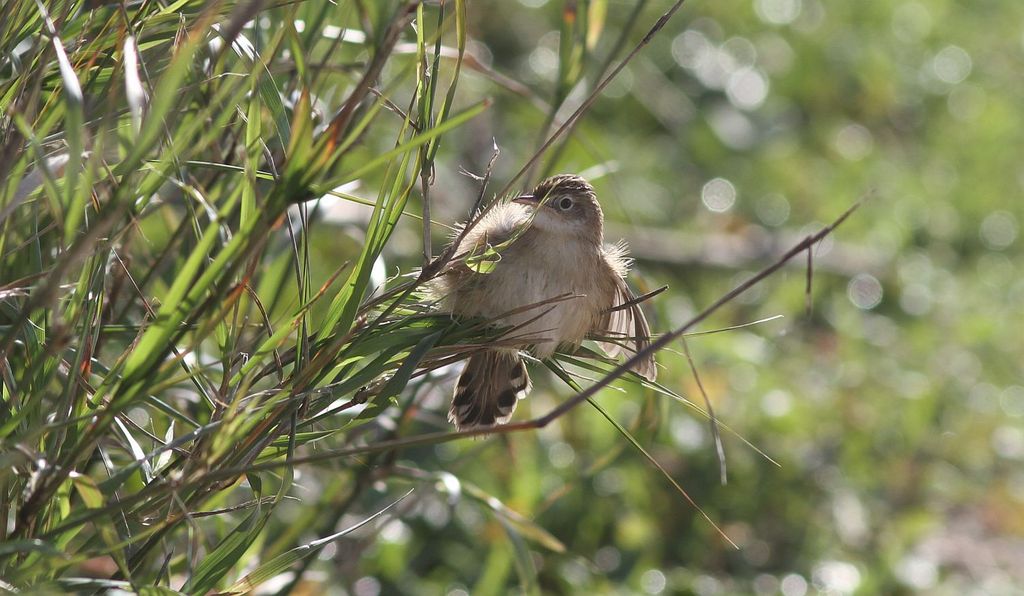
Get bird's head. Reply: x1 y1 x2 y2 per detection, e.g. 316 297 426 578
513 174 604 244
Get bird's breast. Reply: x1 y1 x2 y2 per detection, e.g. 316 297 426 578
454 234 611 357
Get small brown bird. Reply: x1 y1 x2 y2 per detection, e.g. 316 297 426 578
437 174 656 429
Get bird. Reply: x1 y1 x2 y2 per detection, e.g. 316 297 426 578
435 174 656 429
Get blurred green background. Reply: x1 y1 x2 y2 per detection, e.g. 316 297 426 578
2 0 1022 593
323 0 1024 594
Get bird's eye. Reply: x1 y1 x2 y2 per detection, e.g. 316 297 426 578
557 197 573 210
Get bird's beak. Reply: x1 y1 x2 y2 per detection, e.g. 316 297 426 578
512 193 539 207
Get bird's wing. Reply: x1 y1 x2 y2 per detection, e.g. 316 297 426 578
443 204 527 276
596 273 657 381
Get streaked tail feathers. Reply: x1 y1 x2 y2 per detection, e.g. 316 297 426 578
449 350 531 430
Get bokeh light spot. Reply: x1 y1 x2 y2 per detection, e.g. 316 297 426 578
899 283 933 316
127 407 149 427
1000 386 1024 418
754 574 780 594
834 124 874 161
671 30 711 70
702 177 737 212
992 426 1024 459
354 576 381 596
933 45 972 84
895 555 938 590
780 573 808 596
979 210 1018 250
812 560 861 594
847 274 883 310
947 84 987 120
727 67 770 110
762 389 793 417
891 2 932 41
709 105 756 149
595 546 621 572
755 193 791 226
723 36 758 68
641 569 667 594
528 45 557 77
671 416 707 450
755 0 802 25
547 441 576 468
380 520 411 544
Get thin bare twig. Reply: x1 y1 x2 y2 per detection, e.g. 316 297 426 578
681 337 726 485
325 2 417 146
494 0 688 199
535 201 860 426
805 242 814 317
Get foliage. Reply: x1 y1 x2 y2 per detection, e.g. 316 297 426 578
1 0 1022 594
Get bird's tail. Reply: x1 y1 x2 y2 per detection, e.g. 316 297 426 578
449 350 531 429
